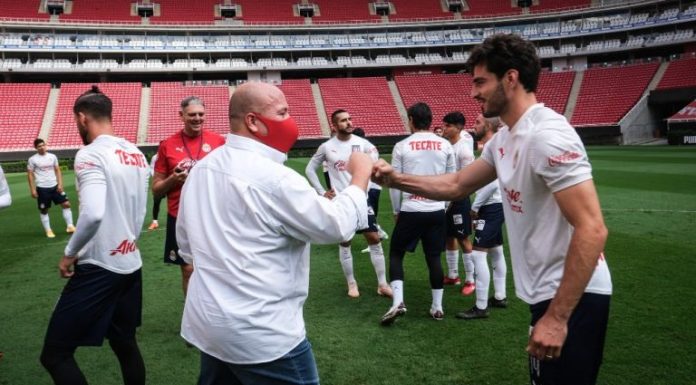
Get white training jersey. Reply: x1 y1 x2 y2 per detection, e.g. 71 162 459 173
306 135 378 194
390 131 455 213
149 153 158 177
0 165 11 209
471 141 502 212
27 152 59 188
452 131 476 171
481 104 612 304
67 135 149 274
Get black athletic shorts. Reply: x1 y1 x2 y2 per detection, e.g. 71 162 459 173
528 293 611 385
164 214 186 265
43 264 142 348
473 203 505 248
36 185 68 210
446 198 472 239
356 188 380 234
390 210 446 256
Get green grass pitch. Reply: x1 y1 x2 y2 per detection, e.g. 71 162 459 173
0 145 694 385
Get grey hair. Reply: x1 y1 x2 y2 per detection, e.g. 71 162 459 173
180 96 205 110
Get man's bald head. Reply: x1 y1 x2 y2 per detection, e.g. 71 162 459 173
229 82 287 133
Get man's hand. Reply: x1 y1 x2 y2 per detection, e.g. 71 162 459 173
371 159 396 186
31 190 38 199
171 168 188 184
323 189 336 200
59 256 78 278
526 312 568 361
470 210 478 220
56 185 64 194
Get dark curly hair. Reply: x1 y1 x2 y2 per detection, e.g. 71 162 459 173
466 33 541 93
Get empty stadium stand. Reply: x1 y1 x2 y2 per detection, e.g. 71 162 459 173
319 77 404 135
656 56 696 90
389 0 450 21
0 0 47 19
49 83 141 148
0 83 50 151
531 0 591 12
395 73 481 128
233 0 300 24
277 79 323 138
311 0 380 22
537 70 574 115
60 0 139 22
147 82 229 144
571 63 659 126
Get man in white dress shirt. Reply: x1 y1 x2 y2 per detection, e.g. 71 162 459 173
372 34 612 385
177 82 373 385
40 86 149 385
305 110 391 299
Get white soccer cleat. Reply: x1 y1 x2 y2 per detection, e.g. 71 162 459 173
66 225 76 234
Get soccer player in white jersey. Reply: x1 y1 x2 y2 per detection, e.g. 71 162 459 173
0 164 11 209
372 34 612 385
456 115 508 320
381 102 455 325
305 110 391 298
40 86 149 385
440 112 477 295
27 138 75 238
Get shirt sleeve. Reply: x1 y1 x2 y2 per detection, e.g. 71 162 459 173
530 125 592 193
176 180 193 264
304 144 327 195
271 171 367 244
480 137 497 168
154 144 168 175
472 181 496 212
366 142 379 162
446 143 456 174
389 143 403 214
64 151 107 257
27 157 34 172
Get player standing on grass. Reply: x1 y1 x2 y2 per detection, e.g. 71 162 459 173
305 110 391 298
40 86 149 385
372 34 612 384
440 112 476 294
455 115 508 320
152 97 225 297
27 138 75 238
381 102 455 325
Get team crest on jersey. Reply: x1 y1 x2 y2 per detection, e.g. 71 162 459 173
498 147 505 159
351 145 361 153
334 160 347 171
202 143 212 153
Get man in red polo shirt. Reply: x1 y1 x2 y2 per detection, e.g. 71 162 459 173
153 96 225 297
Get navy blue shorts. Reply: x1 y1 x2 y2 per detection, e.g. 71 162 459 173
356 188 380 234
36 185 68 210
390 210 446 256
43 264 142 348
473 203 505 248
446 197 472 239
164 214 186 265
528 293 611 385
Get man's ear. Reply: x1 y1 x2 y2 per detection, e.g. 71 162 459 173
245 113 259 134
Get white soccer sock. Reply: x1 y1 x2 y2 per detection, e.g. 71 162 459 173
445 249 459 278
339 245 355 284
472 250 490 310
62 208 74 226
390 280 404 307
463 252 475 282
368 243 388 285
431 288 444 311
40 213 51 231
490 246 507 300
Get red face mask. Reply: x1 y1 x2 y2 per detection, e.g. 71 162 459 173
251 114 299 153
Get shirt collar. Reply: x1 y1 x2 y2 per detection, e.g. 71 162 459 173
225 133 287 164
510 103 545 134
